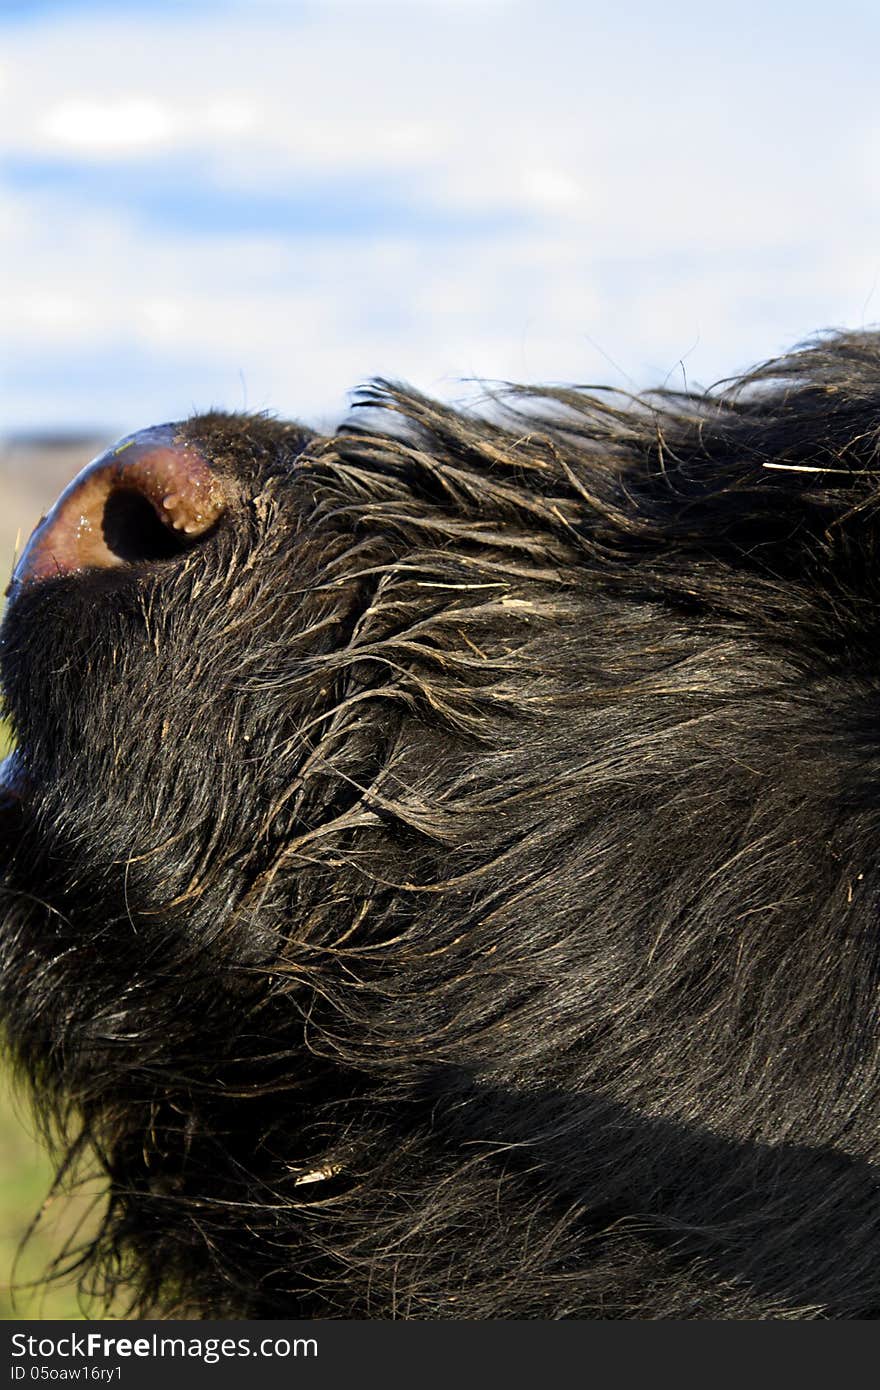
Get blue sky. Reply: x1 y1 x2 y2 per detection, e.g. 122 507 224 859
2 0 880 434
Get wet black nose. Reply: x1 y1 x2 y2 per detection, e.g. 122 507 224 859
11 424 228 589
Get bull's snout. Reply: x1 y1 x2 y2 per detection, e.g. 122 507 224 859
10 425 228 590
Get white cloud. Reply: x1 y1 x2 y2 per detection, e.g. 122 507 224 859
38 96 262 157
201 100 258 138
2 1 880 432
519 168 592 212
41 98 177 154
0 1 863 242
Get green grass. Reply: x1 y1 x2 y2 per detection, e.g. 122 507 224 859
0 1070 106 1320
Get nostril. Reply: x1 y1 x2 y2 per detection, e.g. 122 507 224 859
10 425 228 589
102 488 199 564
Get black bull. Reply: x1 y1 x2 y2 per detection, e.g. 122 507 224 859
2 333 880 1318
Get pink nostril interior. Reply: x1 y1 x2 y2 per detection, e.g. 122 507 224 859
11 425 227 588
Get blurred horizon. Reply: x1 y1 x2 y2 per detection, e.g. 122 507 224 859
4 0 880 440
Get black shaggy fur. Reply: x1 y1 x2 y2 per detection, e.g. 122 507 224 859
4 332 880 1318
